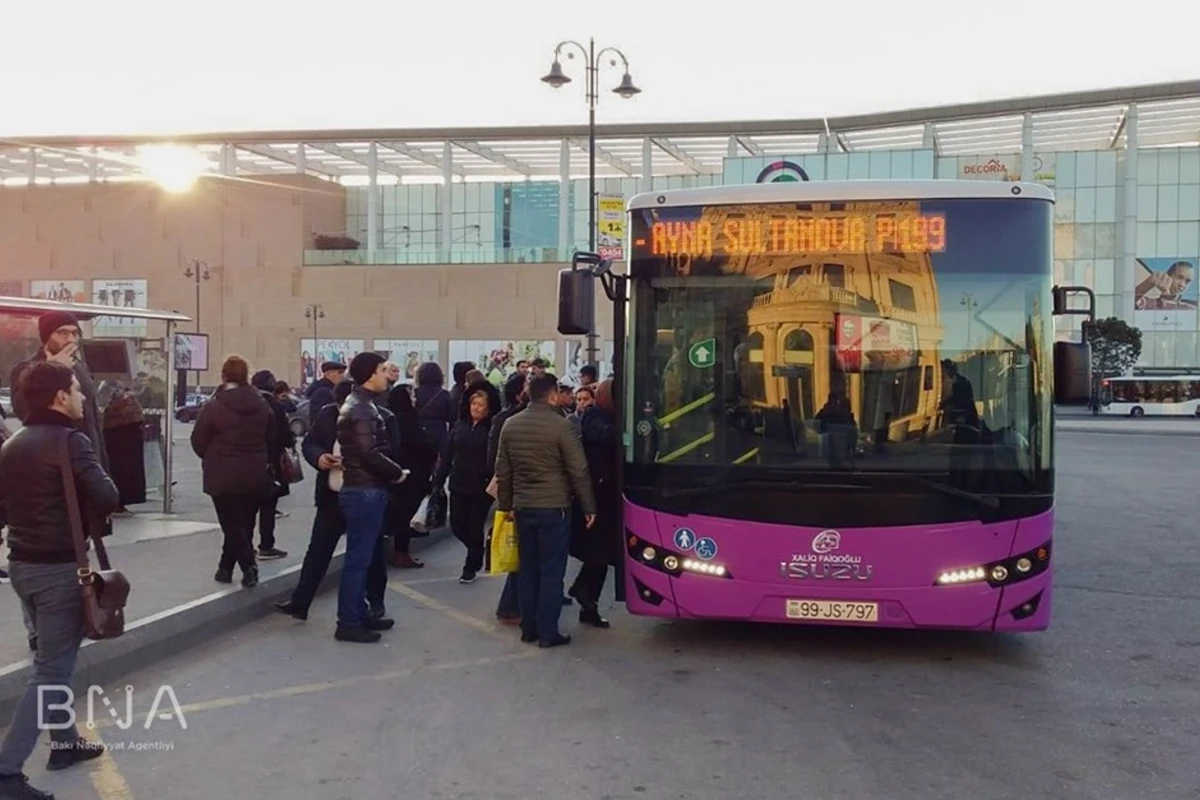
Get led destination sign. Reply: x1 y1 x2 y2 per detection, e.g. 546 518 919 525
639 213 947 258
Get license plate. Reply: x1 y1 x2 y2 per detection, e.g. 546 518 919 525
786 599 878 623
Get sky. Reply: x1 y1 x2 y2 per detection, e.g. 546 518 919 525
2 0 1197 137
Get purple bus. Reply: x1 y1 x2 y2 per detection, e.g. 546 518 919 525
558 180 1058 631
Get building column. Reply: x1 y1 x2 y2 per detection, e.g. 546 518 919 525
439 142 453 262
1120 104 1139 322
89 146 100 182
296 144 307 175
727 136 738 158
558 139 571 259
641 138 653 194
220 144 237 176
921 122 936 151
26 149 36 184
367 142 379 260
1020 113 1034 182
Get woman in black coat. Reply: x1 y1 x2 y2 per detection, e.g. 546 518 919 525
568 378 619 628
432 379 501 583
386 384 439 568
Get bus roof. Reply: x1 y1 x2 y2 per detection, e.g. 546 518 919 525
627 180 1055 210
1104 375 1199 381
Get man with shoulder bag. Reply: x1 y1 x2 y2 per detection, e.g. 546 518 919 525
0 361 122 800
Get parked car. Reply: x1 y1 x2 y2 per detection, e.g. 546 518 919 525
287 400 310 438
174 392 209 423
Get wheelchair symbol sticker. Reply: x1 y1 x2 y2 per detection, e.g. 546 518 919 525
673 528 696 551
694 537 718 561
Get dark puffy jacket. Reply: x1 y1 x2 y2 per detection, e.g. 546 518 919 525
302 402 340 507
337 386 405 489
191 383 276 497
0 410 120 563
433 380 501 496
306 378 336 424
494 401 595 514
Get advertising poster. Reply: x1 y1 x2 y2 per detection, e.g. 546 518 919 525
0 280 23 297
31 280 86 304
448 340 556 386
596 194 625 260
373 339 439 384
835 315 920 372
174 332 210 372
1134 257 1198 331
563 339 616 385
92 279 148 338
299 339 365 387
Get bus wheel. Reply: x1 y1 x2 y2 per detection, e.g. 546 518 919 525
1131 407 1145 418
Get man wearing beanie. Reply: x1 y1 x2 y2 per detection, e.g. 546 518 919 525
333 352 407 643
9 311 108 470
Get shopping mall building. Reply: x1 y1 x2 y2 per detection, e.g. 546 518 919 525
1 80 1198 387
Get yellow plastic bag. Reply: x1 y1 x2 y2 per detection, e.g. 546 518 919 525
489 511 520 574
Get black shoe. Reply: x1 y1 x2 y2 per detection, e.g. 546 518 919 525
27 637 36 653
562 596 574 606
0 568 9 584
580 608 611 628
367 606 386 620
0 773 54 799
335 626 381 644
459 571 476 584
46 738 105 772
520 631 538 644
214 568 233 584
538 634 572 648
241 567 259 588
272 600 307 621
364 616 395 631
258 547 287 560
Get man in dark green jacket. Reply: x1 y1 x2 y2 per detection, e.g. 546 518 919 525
495 373 596 648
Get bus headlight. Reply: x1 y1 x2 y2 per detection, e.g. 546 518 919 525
990 565 1009 582
682 559 727 577
937 567 986 585
1015 557 1033 573
641 547 657 562
663 555 679 571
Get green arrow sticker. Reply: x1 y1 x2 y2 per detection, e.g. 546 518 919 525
688 338 716 369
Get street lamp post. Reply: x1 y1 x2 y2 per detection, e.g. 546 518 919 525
179 259 209 398
304 303 325 347
542 38 641 368
184 259 210 333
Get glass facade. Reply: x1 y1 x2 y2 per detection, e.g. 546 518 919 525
314 139 1200 368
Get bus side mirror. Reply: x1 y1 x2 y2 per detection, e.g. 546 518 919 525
1053 340 1092 405
557 268 595 336
1052 286 1068 315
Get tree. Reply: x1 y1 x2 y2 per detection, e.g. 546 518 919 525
1085 316 1142 381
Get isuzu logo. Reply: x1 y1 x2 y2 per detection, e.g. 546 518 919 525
811 530 841 554
781 530 874 581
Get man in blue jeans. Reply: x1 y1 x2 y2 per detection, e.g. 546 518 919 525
495 373 595 648
334 353 408 644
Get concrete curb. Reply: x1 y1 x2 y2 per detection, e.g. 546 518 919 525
1057 426 1200 438
0 528 449 718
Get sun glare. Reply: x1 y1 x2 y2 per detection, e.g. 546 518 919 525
138 144 209 193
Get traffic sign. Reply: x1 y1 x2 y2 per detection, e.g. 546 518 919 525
688 338 716 369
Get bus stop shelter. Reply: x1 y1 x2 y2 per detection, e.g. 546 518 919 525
0 295 192 513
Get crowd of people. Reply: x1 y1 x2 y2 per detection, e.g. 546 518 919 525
0 309 617 798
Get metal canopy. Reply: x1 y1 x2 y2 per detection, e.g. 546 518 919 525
0 296 192 515
0 296 191 323
2 80 1198 184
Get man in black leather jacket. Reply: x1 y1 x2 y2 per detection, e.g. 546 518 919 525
0 362 119 797
333 353 407 644
274 381 391 623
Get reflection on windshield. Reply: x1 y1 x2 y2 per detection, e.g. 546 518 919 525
628 197 1054 496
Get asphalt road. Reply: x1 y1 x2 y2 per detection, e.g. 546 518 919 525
16 428 1200 800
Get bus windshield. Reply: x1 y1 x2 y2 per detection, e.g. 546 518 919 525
625 196 1054 521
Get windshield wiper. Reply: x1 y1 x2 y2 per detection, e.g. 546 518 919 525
889 474 1001 510
660 475 871 499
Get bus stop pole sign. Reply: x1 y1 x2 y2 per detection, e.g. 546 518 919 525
688 338 716 369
